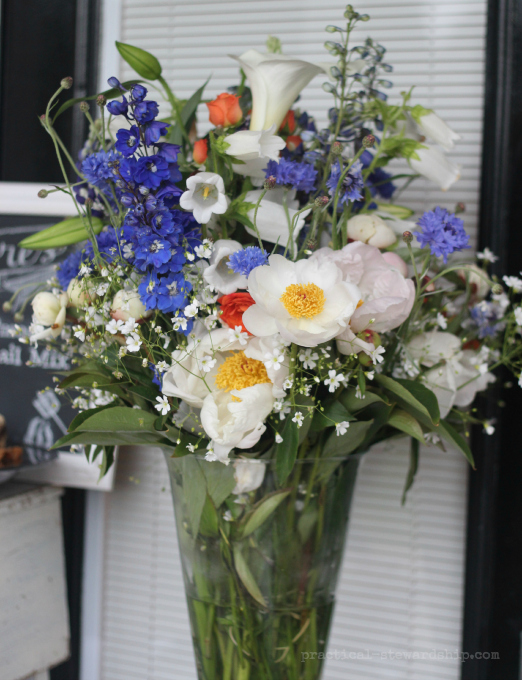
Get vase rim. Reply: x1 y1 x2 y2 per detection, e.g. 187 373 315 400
188 453 363 465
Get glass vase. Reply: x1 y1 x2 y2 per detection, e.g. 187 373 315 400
165 453 361 680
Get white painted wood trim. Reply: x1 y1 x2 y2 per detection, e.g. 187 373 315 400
99 0 123 90
0 182 73 216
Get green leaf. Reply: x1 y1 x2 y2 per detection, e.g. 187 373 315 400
393 378 440 424
388 409 425 443
169 78 209 146
116 41 162 80
19 217 105 250
124 383 161 403
51 80 144 121
322 419 375 457
402 438 419 504
310 401 353 432
51 430 173 449
98 446 115 480
233 546 266 607
59 372 112 390
199 495 219 537
297 506 318 543
201 462 236 508
438 420 475 467
275 416 299 485
410 104 433 123
375 374 438 425
67 404 118 432
339 388 387 412
74 406 161 433
240 489 291 538
181 456 207 537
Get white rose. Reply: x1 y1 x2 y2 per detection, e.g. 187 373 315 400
346 214 396 248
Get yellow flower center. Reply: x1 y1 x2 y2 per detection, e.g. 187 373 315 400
202 185 212 199
215 352 271 397
280 282 326 319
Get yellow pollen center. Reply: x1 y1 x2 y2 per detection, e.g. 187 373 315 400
215 352 271 397
280 283 326 319
356 299 364 309
202 185 211 199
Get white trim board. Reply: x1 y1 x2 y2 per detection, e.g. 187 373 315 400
0 182 74 216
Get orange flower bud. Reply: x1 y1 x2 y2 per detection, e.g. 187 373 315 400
286 135 302 152
279 110 296 134
218 292 255 333
207 93 242 127
193 139 208 164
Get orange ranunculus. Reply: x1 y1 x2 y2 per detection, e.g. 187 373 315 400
207 93 242 128
286 135 302 152
218 292 255 333
279 110 296 134
193 139 208 164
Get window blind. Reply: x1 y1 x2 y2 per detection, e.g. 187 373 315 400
92 1 486 678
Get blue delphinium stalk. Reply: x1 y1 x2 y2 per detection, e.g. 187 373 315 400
325 159 364 206
414 207 470 263
227 247 268 277
264 158 318 193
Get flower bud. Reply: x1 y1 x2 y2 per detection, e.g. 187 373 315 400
13 311 24 322
96 94 107 107
362 134 376 148
314 195 329 208
107 76 121 89
331 141 343 155
2 301 12 312
347 214 396 248
492 283 503 295
79 101 89 113
67 278 96 308
455 202 466 214
264 175 277 190
306 237 317 251
38 189 48 199
359 352 372 367
402 231 413 244
193 139 208 165
111 289 152 322
61 76 73 89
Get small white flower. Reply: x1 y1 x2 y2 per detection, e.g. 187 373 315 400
503 275 522 292
324 370 344 393
118 347 127 358
194 242 213 259
483 420 495 435
301 384 312 396
424 432 440 444
264 349 285 371
365 371 375 381
205 443 217 462
370 346 386 365
515 307 522 326
100 268 109 277
73 325 85 342
477 248 498 263
186 443 197 453
79 264 92 276
477 362 489 375
184 301 200 318
172 316 188 332
292 411 304 428
126 332 142 352
179 172 228 224
223 510 234 522
156 361 169 373
283 377 294 390
298 348 319 370
436 312 448 330
274 399 291 420
229 325 249 346
120 317 138 335
96 282 109 296
155 396 171 415
106 318 123 335
199 355 217 373
355 385 365 400
275 433 283 444
123 244 134 259
335 421 350 436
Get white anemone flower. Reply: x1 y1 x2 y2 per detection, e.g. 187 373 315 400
406 331 495 417
412 110 461 151
242 254 361 347
409 144 461 191
244 188 311 247
230 49 327 131
30 291 68 343
225 126 286 179
179 171 228 224
203 239 247 294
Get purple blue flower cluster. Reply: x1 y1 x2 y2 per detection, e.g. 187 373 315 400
264 159 318 193
414 207 470 263
470 301 504 339
227 247 268 277
326 160 365 206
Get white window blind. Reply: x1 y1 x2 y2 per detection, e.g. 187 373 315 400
90 1 486 678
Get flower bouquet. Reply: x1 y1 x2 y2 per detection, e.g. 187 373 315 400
8 5 522 679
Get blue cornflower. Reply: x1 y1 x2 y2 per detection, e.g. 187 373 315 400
134 100 159 124
133 154 170 189
81 149 120 187
414 207 470 263
56 250 83 289
470 301 504 338
227 247 268 277
115 125 140 157
326 160 364 205
144 121 170 147
264 159 318 193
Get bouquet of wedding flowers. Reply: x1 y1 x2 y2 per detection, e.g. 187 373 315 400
8 6 522 679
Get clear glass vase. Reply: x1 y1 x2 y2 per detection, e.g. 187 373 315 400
165 453 361 680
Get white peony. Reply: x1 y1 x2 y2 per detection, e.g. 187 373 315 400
203 239 247 294
242 254 361 347
30 291 68 342
406 331 495 417
179 171 228 224
244 188 311 248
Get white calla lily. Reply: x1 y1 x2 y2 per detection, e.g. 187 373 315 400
231 49 327 131
244 188 310 247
